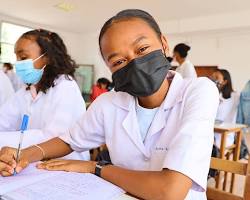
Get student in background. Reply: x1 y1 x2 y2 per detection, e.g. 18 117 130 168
236 80 250 159
2 62 23 91
0 29 89 160
211 69 239 148
0 10 219 200
173 43 197 78
0 69 14 106
237 80 250 126
90 77 110 102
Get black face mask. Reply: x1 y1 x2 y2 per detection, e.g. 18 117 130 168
112 49 171 97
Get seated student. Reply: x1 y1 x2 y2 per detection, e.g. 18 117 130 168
0 29 89 160
2 62 23 91
0 10 219 200
173 43 197 78
237 80 250 126
211 69 239 148
90 77 111 102
0 69 14 106
236 80 250 159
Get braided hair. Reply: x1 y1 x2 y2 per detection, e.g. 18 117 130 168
19 29 77 93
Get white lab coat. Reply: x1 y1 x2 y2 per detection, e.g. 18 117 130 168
5 70 23 91
0 70 14 106
214 92 240 148
176 59 197 78
0 75 89 160
60 72 219 200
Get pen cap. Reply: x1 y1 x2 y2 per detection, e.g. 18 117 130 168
20 114 29 131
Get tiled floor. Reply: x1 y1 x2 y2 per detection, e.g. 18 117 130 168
208 132 250 196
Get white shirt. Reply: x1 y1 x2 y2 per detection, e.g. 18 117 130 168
135 98 159 142
60 71 219 200
176 59 197 78
0 70 14 106
214 92 240 148
0 75 89 160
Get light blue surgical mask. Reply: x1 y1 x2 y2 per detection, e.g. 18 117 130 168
15 54 46 84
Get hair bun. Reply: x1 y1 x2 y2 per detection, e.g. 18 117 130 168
185 44 191 51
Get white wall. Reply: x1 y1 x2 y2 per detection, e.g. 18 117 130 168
79 32 111 81
167 32 250 91
0 13 84 65
79 10 250 91
2 10 250 91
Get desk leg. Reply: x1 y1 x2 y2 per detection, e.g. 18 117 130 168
216 132 226 189
230 130 242 193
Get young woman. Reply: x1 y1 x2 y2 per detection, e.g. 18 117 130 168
211 69 239 148
173 43 197 78
0 10 219 200
0 29 89 160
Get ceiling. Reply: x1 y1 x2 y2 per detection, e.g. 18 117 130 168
0 0 250 34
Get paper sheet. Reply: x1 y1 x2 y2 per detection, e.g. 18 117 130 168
0 163 61 195
3 172 124 200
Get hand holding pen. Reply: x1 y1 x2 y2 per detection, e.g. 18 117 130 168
13 114 29 175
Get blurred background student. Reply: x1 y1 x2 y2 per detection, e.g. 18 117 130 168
173 43 197 78
90 77 111 102
211 69 239 148
237 80 250 127
0 29 89 160
0 69 14 106
237 80 250 159
2 62 23 91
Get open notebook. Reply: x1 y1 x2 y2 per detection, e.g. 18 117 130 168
0 163 125 200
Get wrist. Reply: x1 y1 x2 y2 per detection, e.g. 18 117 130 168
90 161 97 174
22 146 44 163
94 160 112 177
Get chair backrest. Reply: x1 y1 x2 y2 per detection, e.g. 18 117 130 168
207 157 250 200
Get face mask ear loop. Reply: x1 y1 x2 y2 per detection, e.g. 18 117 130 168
33 53 46 62
33 53 47 70
41 65 47 70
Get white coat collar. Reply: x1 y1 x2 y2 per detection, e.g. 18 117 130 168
111 71 189 157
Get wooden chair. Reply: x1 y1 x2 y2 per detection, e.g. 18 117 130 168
207 157 250 200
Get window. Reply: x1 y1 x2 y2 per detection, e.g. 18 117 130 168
0 22 32 63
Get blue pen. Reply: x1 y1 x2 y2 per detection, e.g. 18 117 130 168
13 114 29 175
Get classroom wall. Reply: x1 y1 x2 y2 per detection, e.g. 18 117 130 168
79 10 250 91
0 13 84 65
1 10 250 91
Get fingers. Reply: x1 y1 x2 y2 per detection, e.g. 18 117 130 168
37 159 68 169
0 147 17 168
0 154 16 168
15 159 29 173
1 170 13 177
0 162 14 176
42 164 69 171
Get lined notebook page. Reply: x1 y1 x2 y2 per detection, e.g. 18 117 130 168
0 163 60 194
3 172 125 200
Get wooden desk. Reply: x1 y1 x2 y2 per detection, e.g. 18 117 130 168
214 123 247 192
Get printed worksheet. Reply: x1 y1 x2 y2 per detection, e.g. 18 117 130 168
0 163 125 200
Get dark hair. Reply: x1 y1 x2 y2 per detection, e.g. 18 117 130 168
19 29 77 93
98 9 162 57
97 77 110 85
3 63 13 70
173 43 191 58
217 69 234 99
